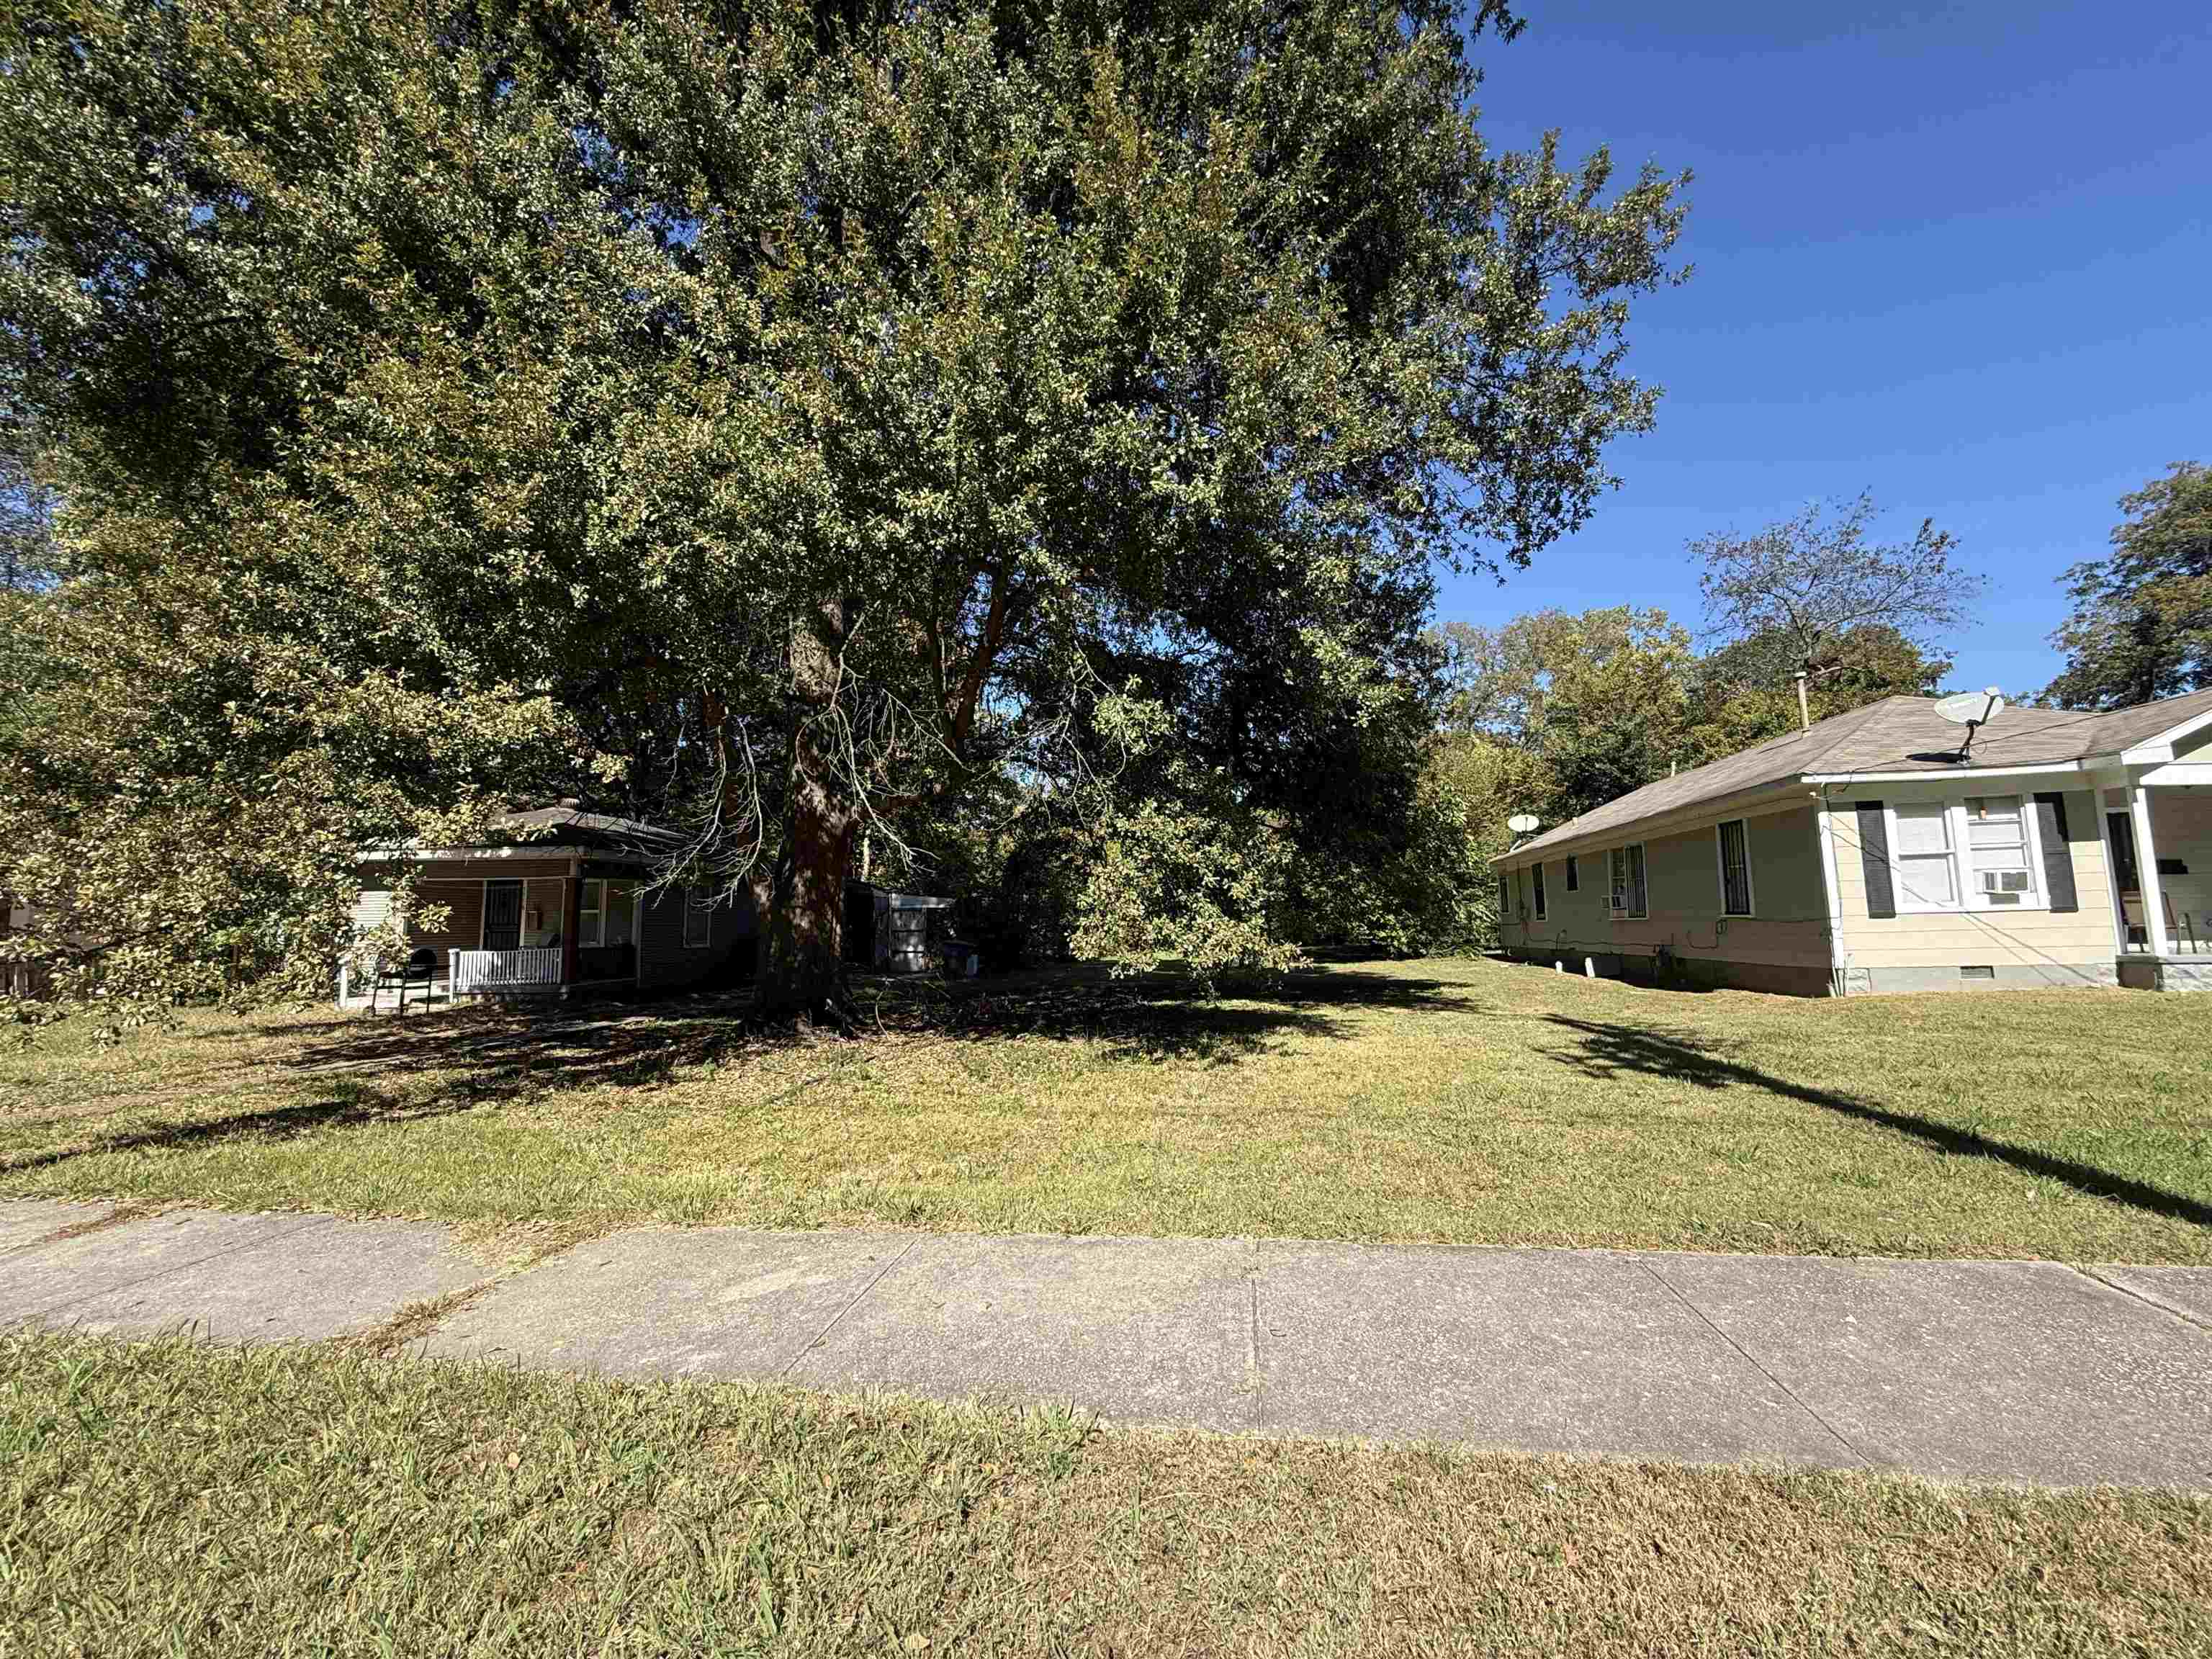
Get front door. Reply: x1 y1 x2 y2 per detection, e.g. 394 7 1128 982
482 880 523 952
2107 812 2144 948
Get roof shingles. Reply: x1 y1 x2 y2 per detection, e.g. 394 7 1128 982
1504 686 2212 859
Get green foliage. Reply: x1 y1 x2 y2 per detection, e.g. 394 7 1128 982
1280 755 1491 954
1 0 1688 1012
0 514 575 1021
1692 493 1979 672
1440 606 1696 824
1683 623 1951 763
1432 600 1956 876
2044 462 2212 709
1069 763 1301 979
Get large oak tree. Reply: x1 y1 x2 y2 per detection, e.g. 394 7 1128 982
2 0 1686 1015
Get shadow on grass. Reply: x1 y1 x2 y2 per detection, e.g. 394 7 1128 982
918 965 1475 1063
274 963 1477 1082
9 966 1479 1174
0 1077 475 1175
1540 1014 2212 1231
276 961 1461 1093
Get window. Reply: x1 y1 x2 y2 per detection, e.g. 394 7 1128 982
1964 796 2034 905
605 881 636 946
1887 796 2047 914
1565 855 1578 893
1717 819 1753 917
1533 861 1547 921
1608 844 1647 920
683 892 712 949
577 879 638 948
1892 801 1957 909
1498 873 1511 918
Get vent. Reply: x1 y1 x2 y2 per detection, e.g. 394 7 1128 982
1979 870 2032 894
1959 965 1996 981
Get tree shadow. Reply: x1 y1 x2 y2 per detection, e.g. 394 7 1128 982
261 962 1479 1099
909 964 1477 1064
1539 1014 2212 1231
0 1077 477 1175
5 965 1485 1177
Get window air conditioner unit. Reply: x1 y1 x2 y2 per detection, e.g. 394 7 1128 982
1979 870 2031 894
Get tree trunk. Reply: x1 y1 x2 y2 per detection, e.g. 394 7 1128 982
754 604 856 1021
755 773 854 1020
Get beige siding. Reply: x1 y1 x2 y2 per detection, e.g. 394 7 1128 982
404 881 487 958
1826 784 2116 983
1503 803 1833 988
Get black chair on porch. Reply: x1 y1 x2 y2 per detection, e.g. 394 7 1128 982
370 948 438 1015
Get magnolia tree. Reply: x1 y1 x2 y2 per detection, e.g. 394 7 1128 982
3 0 1686 1017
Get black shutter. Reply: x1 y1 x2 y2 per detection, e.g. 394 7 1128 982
2034 792 2080 912
1855 801 1895 919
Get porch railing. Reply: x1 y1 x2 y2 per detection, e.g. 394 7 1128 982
450 948 563 997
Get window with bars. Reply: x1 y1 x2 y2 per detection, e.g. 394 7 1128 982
1609 844 1647 918
1717 819 1753 916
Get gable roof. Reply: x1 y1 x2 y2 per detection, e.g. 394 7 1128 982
1503 685 2212 860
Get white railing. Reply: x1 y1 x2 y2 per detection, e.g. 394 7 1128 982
449 948 563 997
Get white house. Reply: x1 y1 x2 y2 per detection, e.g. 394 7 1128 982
1493 687 2212 995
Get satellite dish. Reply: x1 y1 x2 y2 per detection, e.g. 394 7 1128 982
1933 688 2005 758
1507 813 1540 835
1935 688 2005 725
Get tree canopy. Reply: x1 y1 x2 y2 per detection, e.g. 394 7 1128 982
1436 602 1955 856
2044 462 2212 710
1 0 1689 1013
1691 493 1978 675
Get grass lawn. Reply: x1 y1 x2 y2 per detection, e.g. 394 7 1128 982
2 957 2208 1262
4 1327 2206 1658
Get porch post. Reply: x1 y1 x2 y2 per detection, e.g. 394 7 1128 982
2128 783 2172 958
2091 780 2130 953
562 863 583 988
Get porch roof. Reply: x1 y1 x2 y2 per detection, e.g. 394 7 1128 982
358 801 683 866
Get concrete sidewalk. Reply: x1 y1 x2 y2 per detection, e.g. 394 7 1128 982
4 1197 2207 1491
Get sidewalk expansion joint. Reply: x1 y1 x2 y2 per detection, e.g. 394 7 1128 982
1244 1237 1263 1433
2072 1264 2211 1334
778 1236 919 1377
1637 1258 1868 1467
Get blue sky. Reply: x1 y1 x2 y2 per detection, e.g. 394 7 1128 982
1446 1 2212 697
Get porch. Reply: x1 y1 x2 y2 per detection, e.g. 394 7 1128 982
338 868 647 1011
2103 773 2212 992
